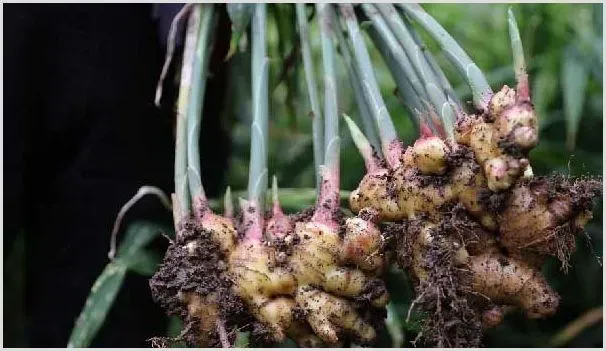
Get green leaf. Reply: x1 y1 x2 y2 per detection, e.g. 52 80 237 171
562 46 589 151
373 4 456 139
165 317 187 347
67 262 127 347
116 221 172 268
339 4 399 165
126 249 162 277
68 221 171 347
362 5 426 121
331 5 381 152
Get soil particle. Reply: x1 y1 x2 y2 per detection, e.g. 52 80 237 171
250 321 275 346
478 189 508 214
289 207 315 224
149 218 249 347
413 240 483 347
418 173 450 188
498 135 525 158
372 148 389 170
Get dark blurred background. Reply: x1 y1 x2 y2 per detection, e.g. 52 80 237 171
4 3 603 347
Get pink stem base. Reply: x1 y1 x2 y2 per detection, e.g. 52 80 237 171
311 166 340 232
384 139 405 170
242 200 264 243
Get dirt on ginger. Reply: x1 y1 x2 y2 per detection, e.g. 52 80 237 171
346 83 602 347
151 174 390 347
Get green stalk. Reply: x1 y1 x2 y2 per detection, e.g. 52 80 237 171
174 6 202 222
361 5 425 129
362 4 426 103
406 16 463 112
366 26 423 127
375 4 455 139
338 4 401 168
296 3 324 193
311 3 340 227
329 6 381 153
247 3 269 210
187 4 217 206
317 3 339 173
398 3 493 111
507 7 530 102
343 114 380 172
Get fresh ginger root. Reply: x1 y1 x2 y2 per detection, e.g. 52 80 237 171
150 202 243 347
456 85 537 192
228 172 389 346
152 172 390 347
346 83 601 346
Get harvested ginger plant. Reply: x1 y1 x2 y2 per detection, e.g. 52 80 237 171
145 3 601 348
151 4 389 347
341 3 602 347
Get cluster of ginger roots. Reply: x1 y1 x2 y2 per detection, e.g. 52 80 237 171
150 84 601 347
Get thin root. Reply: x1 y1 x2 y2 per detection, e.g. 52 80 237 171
108 186 172 260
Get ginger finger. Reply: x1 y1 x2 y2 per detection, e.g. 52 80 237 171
296 286 376 345
469 252 559 319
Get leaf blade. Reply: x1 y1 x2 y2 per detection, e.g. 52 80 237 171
67 262 127 347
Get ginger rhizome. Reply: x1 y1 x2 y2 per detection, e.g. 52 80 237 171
343 4 601 347
152 165 392 348
341 5 601 346
348 106 600 346
151 3 391 346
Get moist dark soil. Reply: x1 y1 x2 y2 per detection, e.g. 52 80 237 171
411 236 484 348
478 188 508 215
149 218 250 347
498 136 525 158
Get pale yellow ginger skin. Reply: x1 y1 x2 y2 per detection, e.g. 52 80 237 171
290 221 388 302
468 253 559 319
229 241 297 341
347 98 570 322
411 222 436 282
456 85 538 192
402 136 449 175
407 219 560 320
342 213 384 272
200 211 237 254
173 213 238 347
350 145 496 230
221 213 388 346
349 169 402 221
181 292 222 347
296 286 377 344
498 179 594 255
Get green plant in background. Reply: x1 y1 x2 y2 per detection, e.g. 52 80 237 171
5 3 601 349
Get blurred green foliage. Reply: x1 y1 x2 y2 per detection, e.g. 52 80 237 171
5 3 602 348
